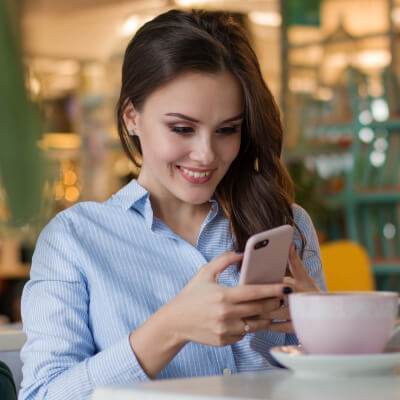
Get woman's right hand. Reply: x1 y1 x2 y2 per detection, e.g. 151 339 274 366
130 251 290 378
166 251 288 347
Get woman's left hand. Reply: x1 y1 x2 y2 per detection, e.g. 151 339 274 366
266 243 320 333
284 243 320 293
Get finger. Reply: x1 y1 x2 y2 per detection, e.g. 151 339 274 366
282 276 304 293
227 298 281 319
269 306 291 320
288 244 308 281
259 297 282 316
227 284 286 303
267 321 295 334
223 335 245 345
224 302 263 320
282 276 295 286
288 245 320 292
202 251 243 281
238 318 271 335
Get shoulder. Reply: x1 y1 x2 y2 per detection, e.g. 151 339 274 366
45 199 119 233
291 203 319 246
292 203 313 231
32 201 116 276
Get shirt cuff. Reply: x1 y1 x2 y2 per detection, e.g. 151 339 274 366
88 335 150 387
284 333 299 346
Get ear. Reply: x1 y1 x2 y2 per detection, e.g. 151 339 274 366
122 100 140 133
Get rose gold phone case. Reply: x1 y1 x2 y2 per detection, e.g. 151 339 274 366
238 225 293 285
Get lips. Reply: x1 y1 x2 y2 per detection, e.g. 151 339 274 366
177 166 215 184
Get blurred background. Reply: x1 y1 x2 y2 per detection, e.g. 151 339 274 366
0 0 399 324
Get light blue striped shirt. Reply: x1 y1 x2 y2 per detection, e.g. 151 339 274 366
19 179 326 400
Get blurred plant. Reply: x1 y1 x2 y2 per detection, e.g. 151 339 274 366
287 160 334 240
0 0 44 230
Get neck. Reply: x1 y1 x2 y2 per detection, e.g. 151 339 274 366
150 195 211 227
137 174 211 227
149 193 211 247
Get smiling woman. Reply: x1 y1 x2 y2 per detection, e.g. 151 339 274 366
19 9 326 400
122 70 243 214
116 10 299 253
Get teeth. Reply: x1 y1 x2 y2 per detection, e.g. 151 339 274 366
181 167 210 178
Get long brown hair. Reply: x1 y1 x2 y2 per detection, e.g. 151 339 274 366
116 9 306 255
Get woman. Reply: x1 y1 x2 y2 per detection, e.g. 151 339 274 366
19 9 326 400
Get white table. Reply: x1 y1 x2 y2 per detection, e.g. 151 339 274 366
92 367 400 400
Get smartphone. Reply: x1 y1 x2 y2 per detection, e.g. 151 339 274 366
238 225 293 285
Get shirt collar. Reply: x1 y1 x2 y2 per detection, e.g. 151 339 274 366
111 179 221 218
209 195 219 216
111 179 150 212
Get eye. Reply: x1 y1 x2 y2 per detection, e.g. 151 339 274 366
170 126 194 134
216 125 240 135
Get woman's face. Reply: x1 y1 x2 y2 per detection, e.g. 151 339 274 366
124 70 243 206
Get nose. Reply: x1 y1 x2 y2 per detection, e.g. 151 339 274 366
190 133 216 165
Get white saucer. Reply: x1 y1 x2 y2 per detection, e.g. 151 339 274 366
270 345 400 377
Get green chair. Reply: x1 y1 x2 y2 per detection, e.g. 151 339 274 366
0 360 17 400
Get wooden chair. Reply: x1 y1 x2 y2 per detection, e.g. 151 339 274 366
320 240 375 291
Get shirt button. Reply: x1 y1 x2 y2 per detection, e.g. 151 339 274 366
223 367 232 375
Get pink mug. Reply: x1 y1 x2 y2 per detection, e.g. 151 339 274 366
289 291 399 355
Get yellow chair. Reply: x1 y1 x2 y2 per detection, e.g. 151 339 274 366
320 240 375 291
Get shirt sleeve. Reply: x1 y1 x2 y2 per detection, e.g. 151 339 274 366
19 214 150 400
291 203 327 291
284 204 327 346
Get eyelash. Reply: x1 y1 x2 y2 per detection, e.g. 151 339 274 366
169 125 240 135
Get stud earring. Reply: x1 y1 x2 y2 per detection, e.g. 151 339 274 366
128 129 136 137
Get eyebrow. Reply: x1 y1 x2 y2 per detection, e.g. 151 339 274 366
164 113 244 124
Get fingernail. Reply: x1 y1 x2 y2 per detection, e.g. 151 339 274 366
235 250 244 254
283 286 293 295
